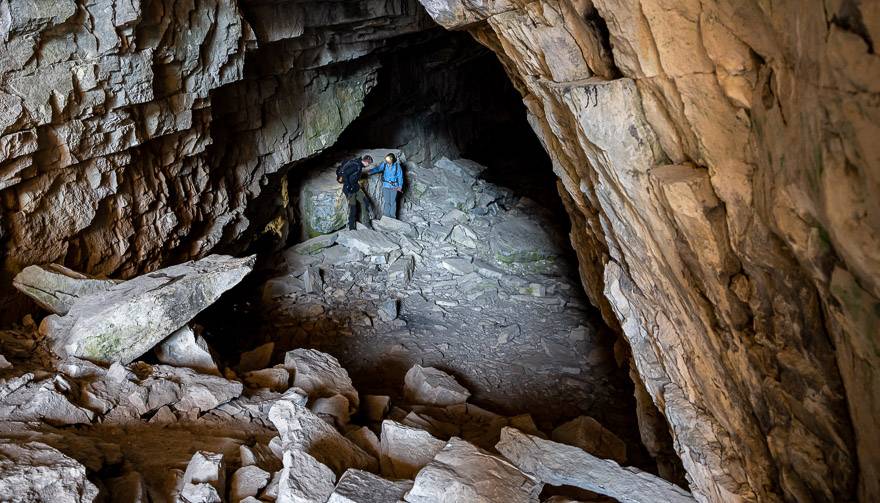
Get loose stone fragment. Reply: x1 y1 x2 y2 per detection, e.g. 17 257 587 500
328 469 413 503
238 342 275 372
155 325 219 376
378 299 398 321
277 449 336 503
283 348 359 412
404 437 542 503
336 229 400 256
403 364 470 406
243 368 290 391
496 428 696 503
362 394 391 422
230 465 271 501
379 420 446 479
179 451 225 503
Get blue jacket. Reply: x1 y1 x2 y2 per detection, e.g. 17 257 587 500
369 161 403 189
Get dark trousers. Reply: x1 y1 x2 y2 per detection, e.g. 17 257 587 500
346 190 371 230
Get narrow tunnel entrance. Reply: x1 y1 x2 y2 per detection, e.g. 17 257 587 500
198 26 668 487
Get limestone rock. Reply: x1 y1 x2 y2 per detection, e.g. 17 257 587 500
328 469 413 503
345 427 381 460
336 229 400 256
12 264 119 315
41 255 255 364
230 465 271 502
496 428 695 503
0 441 99 503
551 416 627 464
377 299 398 322
283 348 359 412
405 437 542 503
277 449 336 503
244 368 290 392
362 395 391 422
155 326 219 376
179 451 225 503
379 420 446 479
403 365 470 407
268 398 378 476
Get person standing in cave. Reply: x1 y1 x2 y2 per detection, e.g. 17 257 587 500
363 153 404 219
337 154 374 230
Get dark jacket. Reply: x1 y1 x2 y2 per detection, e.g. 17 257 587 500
337 158 363 195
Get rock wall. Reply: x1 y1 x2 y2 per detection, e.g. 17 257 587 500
0 0 434 319
416 1 878 502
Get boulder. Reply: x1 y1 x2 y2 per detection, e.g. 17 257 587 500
495 428 696 503
268 398 378 476
230 465 271 502
336 229 400 256
0 441 99 503
404 437 542 503
277 449 336 503
440 257 474 276
489 217 558 265
379 420 446 479
311 394 351 427
13 264 119 315
179 451 225 503
243 368 290 391
328 469 413 503
403 365 470 406
40 255 255 364
155 326 219 376
362 395 391 422
551 416 627 464
283 348 359 412
372 216 416 236
345 427 381 460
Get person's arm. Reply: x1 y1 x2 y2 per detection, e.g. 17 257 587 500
367 162 384 175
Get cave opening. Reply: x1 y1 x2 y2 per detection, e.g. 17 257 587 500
197 25 669 484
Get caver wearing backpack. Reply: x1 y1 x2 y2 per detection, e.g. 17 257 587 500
336 155 374 230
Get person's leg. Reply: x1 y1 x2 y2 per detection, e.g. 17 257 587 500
382 188 397 218
346 193 357 230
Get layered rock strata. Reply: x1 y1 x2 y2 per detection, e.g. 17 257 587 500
416 1 879 502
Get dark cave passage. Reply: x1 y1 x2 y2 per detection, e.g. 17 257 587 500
196 26 670 483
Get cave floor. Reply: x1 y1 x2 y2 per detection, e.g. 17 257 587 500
234 156 636 436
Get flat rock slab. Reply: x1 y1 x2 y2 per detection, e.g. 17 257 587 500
379 420 446 479
41 254 255 364
0 441 99 503
328 469 413 503
551 415 627 464
336 229 400 256
404 437 541 503
13 264 120 315
495 428 696 503
404 365 470 407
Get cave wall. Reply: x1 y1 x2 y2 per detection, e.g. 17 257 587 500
0 0 434 319
416 1 878 501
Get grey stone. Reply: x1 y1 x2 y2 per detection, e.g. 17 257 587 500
155 325 219 376
378 299 399 322
440 257 474 276
379 420 446 479
283 348 359 411
277 449 336 503
328 469 413 503
404 365 470 406
551 416 627 464
40 255 255 364
405 437 541 503
0 441 99 503
12 264 119 315
230 465 271 502
495 428 696 503
337 229 400 256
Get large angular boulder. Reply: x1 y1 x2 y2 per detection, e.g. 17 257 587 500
40 255 255 364
489 217 559 266
277 449 336 503
13 264 119 315
495 428 696 503
404 438 542 503
178 451 225 503
403 365 470 407
0 441 99 503
336 229 400 257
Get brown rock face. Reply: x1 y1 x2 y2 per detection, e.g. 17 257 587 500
0 0 433 316
416 1 878 502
